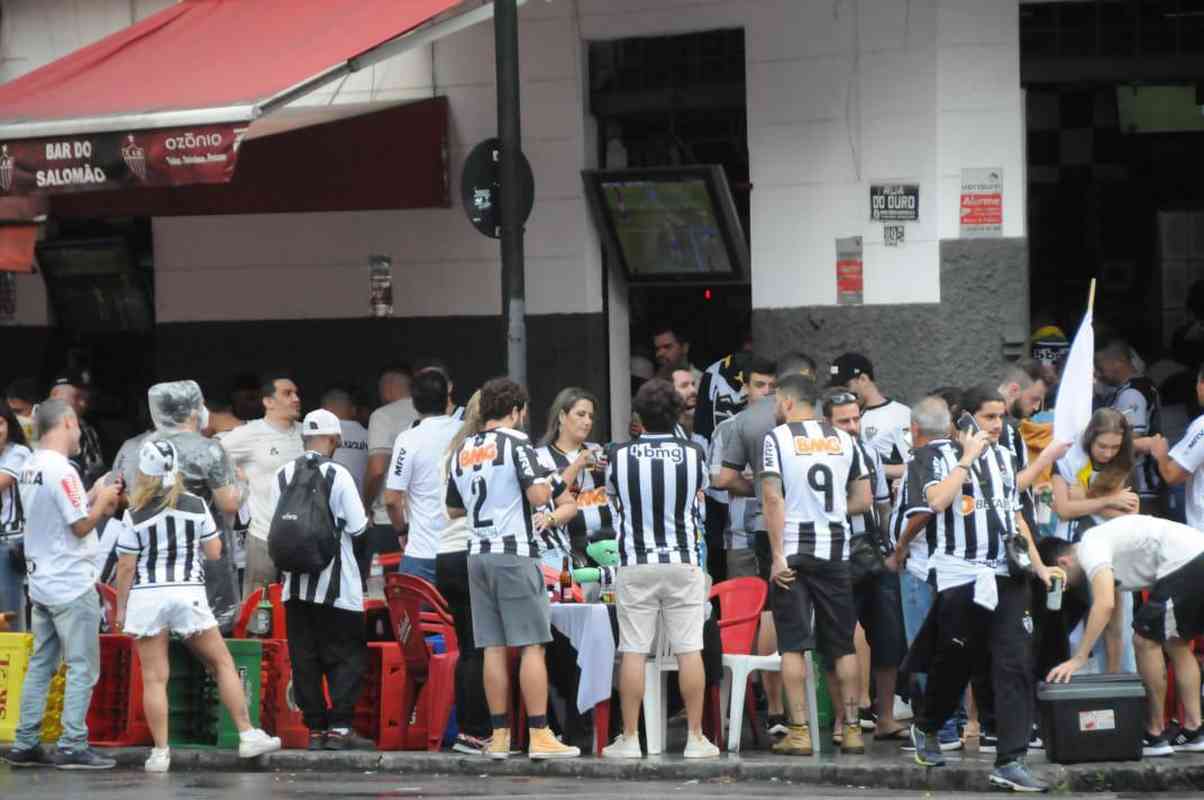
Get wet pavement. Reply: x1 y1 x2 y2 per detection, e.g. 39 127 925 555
2 770 1202 800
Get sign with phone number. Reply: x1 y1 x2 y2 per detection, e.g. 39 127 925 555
870 183 919 222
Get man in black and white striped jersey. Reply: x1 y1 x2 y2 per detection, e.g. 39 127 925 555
761 374 872 757
602 378 719 761
268 409 371 751
902 385 1056 793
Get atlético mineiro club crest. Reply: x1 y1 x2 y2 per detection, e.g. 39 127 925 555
0 145 13 192
122 134 147 181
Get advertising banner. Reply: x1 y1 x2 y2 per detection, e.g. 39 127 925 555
960 167 1003 238
836 236 863 306
0 123 243 195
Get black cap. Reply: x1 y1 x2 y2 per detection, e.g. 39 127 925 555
828 353 873 387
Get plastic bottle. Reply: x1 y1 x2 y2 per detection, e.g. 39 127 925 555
366 554 385 599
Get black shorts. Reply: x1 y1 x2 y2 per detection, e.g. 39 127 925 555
771 553 856 663
1133 553 1204 643
855 570 908 669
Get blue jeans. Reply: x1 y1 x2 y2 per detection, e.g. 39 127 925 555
0 539 26 631
15 587 101 750
399 555 437 585
900 570 960 740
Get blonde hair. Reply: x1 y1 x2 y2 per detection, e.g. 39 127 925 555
128 470 184 514
444 390 483 474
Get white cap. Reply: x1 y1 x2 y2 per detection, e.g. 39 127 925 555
138 439 179 487
302 409 341 437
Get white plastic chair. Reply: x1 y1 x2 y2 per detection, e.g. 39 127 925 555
641 614 679 755
720 650 820 753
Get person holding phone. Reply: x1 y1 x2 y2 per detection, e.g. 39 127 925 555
904 384 1055 793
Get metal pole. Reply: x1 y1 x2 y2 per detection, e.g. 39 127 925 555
495 0 526 384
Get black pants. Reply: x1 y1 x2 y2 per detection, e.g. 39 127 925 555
285 600 367 730
435 550 490 739
704 497 728 584
918 575 1033 766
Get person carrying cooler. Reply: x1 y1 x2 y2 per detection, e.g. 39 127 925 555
113 440 281 772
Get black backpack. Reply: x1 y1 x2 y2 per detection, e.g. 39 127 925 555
268 455 338 574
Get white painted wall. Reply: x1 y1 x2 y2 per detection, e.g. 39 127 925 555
1 0 1027 327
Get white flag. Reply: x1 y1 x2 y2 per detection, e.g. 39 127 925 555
1053 307 1094 444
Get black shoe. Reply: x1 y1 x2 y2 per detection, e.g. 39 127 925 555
53 748 116 770
859 707 878 732
4 745 52 768
308 730 327 751
766 714 789 737
324 728 375 751
1143 732 1175 757
979 733 998 754
1170 726 1204 753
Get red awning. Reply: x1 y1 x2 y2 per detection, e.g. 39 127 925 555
0 0 490 196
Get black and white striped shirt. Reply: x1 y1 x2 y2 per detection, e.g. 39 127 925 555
269 454 369 612
907 439 1020 576
447 428 547 558
535 443 616 559
761 419 866 561
607 433 707 567
0 444 30 537
117 492 219 588
849 441 889 540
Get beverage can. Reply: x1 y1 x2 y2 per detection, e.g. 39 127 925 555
1047 574 1064 611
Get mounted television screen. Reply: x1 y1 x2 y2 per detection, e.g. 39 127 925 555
36 238 153 333
583 166 748 283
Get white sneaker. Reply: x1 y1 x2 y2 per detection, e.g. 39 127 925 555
601 733 643 759
144 747 170 773
238 729 282 759
683 732 720 759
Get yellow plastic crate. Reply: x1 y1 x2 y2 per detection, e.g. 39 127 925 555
0 632 68 743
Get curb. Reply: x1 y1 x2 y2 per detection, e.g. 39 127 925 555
13 747 1204 793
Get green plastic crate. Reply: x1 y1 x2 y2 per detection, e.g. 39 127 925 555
167 638 262 748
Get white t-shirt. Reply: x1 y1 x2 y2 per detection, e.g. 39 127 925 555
219 418 303 541
384 415 461 561
861 399 913 467
270 454 369 613
1169 414 1204 532
334 420 369 495
1077 514 1204 591
367 398 417 525
18 449 96 606
1 443 32 535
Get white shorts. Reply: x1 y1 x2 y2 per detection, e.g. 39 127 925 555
124 585 218 639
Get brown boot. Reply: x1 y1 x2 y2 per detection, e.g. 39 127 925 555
842 722 866 754
772 724 813 756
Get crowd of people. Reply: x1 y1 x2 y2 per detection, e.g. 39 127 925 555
0 321 1202 792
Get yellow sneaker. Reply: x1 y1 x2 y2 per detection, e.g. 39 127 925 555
528 726 581 760
772 724 813 756
842 723 866 755
486 728 511 760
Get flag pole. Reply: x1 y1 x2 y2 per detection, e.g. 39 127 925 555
1087 278 1096 315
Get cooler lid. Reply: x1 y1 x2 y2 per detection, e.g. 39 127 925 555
1037 674 1146 701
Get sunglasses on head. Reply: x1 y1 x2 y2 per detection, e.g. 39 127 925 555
828 392 858 406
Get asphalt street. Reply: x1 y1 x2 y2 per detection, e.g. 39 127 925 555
0 769 1199 800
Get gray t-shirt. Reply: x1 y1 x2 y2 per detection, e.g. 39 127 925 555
720 396 778 533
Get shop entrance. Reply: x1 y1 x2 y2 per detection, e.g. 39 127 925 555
589 28 751 401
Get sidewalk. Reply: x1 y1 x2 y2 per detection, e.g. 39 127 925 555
6 740 1204 792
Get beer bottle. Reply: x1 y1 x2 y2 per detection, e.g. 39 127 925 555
559 556 573 603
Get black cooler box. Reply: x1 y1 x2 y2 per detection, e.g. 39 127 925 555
1037 673 1146 764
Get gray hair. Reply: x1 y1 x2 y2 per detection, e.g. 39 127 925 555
912 395 951 440
35 398 75 436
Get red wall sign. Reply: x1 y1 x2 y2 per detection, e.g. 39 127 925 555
0 123 243 196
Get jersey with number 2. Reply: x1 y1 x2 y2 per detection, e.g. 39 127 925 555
446 427 545 557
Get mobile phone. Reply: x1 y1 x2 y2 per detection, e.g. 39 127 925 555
956 411 980 434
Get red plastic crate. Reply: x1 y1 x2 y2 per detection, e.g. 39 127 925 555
353 642 405 750
260 639 308 749
86 634 151 747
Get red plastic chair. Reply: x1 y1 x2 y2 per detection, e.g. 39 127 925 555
541 564 584 603
710 577 769 750
384 573 459 751
232 582 288 639
96 582 117 625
